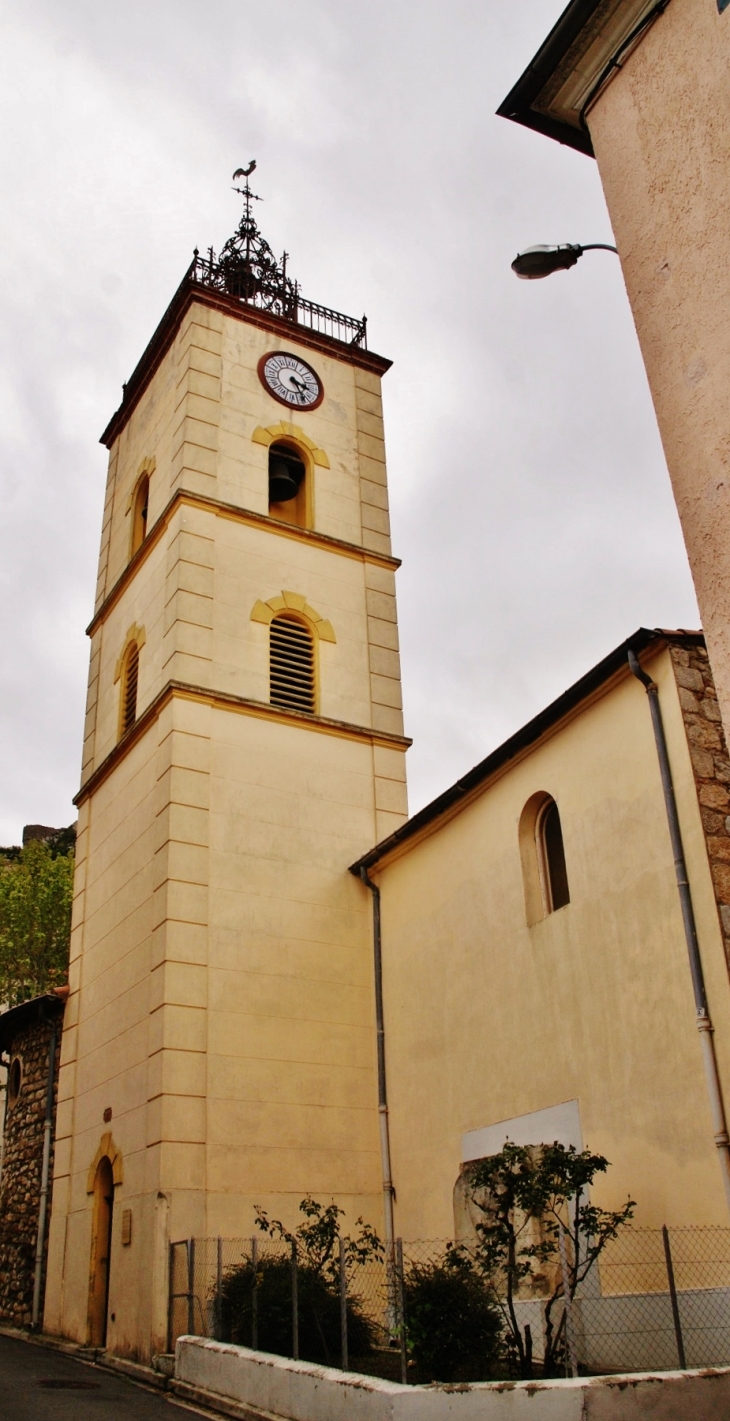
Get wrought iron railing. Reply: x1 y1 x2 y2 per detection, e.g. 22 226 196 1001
189 252 367 350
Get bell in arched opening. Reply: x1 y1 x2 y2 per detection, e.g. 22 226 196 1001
269 443 305 506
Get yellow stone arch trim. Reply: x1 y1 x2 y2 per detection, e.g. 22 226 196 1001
114 623 146 683
251 591 336 643
125 456 156 513
252 422 330 469
86 1132 124 1192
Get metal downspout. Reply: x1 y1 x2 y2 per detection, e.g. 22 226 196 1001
31 1016 58 1329
629 649 730 1214
359 866 395 1249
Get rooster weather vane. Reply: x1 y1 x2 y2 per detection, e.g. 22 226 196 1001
191 159 296 315
189 163 368 348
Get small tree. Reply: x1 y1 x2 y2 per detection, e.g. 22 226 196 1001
0 839 74 1007
468 1142 635 1377
402 1247 503 1383
218 1197 383 1365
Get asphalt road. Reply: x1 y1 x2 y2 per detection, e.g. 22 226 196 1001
0 1334 206 1421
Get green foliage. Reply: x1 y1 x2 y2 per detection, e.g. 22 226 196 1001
402 1248 503 1383
217 1197 383 1366
468 1141 635 1377
0 840 74 1006
256 1195 384 1287
218 1254 379 1366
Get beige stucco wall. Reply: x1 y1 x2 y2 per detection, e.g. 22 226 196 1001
586 0 730 735
375 645 730 1239
44 297 408 1359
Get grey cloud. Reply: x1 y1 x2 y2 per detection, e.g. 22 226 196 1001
0 0 697 840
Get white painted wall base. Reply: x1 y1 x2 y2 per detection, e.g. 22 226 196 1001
175 1335 730 1421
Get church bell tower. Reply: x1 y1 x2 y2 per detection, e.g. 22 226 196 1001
43 171 409 1360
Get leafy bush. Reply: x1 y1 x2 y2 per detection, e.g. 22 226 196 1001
468 1141 635 1377
219 1254 378 1365
403 1248 503 1383
217 1197 383 1367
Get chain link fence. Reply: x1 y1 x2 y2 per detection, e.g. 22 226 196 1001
168 1226 730 1381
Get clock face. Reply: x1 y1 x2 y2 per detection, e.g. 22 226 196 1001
258 351 324 410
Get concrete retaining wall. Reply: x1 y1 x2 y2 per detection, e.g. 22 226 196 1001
175 1335 730 1421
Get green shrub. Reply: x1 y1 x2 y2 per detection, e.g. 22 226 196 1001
403 1249 503 1383
218 1254 378 1366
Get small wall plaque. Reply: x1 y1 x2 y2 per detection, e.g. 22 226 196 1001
121 1208 132 1246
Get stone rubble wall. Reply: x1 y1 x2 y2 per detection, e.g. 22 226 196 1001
0 1015 61 1325
669 642 730 977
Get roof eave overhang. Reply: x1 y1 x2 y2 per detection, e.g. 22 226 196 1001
100 275 392 451
350 627 703 876
497 0 669 158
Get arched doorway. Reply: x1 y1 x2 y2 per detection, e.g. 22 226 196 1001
88 1156 114 1346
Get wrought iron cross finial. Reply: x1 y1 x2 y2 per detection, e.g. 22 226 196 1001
232 161 261 224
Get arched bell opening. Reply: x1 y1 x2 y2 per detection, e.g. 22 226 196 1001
268 441 309 528
88 1156 115 1347
131 475 149 556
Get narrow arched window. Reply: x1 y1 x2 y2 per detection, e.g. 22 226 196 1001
120 642 140 735
7 1057 21 1111
270 614 315 714
537 798 570 912
268 442 308 528
131 476 149 555
519 792 570 924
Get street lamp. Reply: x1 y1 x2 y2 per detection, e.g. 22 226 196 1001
511 243 618 279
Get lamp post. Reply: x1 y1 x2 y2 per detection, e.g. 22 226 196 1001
511 243 618 279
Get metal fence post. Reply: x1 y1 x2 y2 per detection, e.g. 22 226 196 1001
291 1239 299 1360
395 1238 408 1385
187 1239 196 1336
167 1241 175 1353
251 1236 259 1351
662 1226 686 1368
215 1236 223 1341
558 1224 578 1378
339 1236 348 1371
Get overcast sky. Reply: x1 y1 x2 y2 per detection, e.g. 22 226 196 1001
0 0 698 844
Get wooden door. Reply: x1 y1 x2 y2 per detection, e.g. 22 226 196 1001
88 1157 114 1347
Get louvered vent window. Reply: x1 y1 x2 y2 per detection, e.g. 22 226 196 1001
121 643 139 735
270 615 315 714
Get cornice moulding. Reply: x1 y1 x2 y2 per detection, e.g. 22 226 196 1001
75 680 411 805
87 489 401 638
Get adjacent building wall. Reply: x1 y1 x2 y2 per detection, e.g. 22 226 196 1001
669 641 730 978
586 0 730 734
375 643 730 1239
0 1008 63 1326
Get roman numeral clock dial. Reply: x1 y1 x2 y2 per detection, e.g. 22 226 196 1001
258 351 324 410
